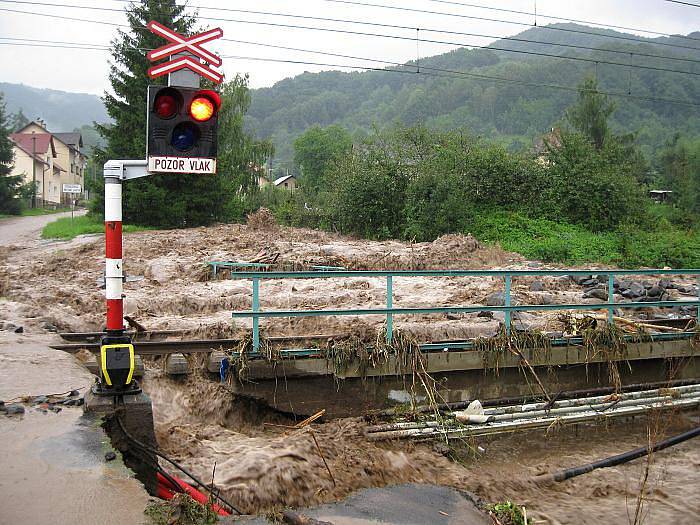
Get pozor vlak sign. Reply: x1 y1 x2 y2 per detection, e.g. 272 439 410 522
145 21 223 175
148 156 215 174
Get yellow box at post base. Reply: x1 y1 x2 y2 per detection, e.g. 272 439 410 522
100 343 135 386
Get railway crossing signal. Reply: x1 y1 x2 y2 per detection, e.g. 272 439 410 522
96 20 225 394
146 86 220 174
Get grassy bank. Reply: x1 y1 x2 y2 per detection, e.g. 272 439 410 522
21 207 72 216
42 215 150 240
469 211 700 268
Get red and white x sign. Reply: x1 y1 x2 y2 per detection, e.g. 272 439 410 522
146 21 224 84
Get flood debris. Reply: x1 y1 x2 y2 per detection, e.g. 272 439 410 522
364 384 700 441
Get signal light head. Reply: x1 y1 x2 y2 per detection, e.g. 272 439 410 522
189 96 215 122
154 92 178 119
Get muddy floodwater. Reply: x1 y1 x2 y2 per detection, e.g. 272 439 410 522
1 215 699 524
144 371 700 524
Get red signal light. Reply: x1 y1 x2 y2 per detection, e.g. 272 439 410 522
189 96 215 122
155 93 178 119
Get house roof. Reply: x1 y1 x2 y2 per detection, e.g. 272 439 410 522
53 132 83 149
273 174 296 186
10 132 55 156
9 135 52 166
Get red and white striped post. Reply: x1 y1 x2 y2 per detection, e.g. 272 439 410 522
104 177 124 332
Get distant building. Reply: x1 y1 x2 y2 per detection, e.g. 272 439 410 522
9 131 63 206
273 174 297 191
533 127 563 166
10 120 87 206
649 190 673 203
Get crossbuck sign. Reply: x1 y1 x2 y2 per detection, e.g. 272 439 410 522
146 21 224 84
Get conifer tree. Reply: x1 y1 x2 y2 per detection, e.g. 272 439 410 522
0 93 23 215
566 77 615 151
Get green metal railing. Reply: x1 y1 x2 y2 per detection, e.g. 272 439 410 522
228 269 700 352
208 261 346 278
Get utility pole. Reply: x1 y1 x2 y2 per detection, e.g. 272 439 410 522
31 134 37 208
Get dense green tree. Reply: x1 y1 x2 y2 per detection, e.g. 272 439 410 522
293 125 352 194
657 134 700 218
543 131 646 231
565 77 615 150
0 94 23 215
217 74 273 194
326 128 411 239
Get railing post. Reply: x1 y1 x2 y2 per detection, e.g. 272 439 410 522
505 273 511 335
211 263 217 280
252 277 260 352
608 273 615 324
386 275 393 345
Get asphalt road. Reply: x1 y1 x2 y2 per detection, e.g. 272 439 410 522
0 209 86 247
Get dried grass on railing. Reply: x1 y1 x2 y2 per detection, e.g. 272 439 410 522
473 328 551 376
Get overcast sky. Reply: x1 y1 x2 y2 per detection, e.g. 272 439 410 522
0 0 698 95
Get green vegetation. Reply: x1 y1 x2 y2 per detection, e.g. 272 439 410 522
144 494 217 525
251 78 700 269
488 501 531 525
470 211 700 269
293 124 352 194
246 24 700 171
41 215 149 240
21 207 71 216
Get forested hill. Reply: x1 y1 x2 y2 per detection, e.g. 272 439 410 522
245 23 700 168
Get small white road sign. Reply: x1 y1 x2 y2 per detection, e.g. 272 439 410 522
148 156 217 175
62 184 82 194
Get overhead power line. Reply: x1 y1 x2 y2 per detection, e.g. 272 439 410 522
1 1 699 78
664 0 700 6
0 34 698 108
107 0 700 47
138 2 700 65
426 0 700 43
320 0 700 52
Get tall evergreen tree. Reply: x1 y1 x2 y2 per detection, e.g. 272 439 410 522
94 1 230 227
566 77 615 151
0 93 23 215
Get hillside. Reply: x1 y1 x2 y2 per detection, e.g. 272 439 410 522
246 23 700 167
0 82 108 148
1 22 697 166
